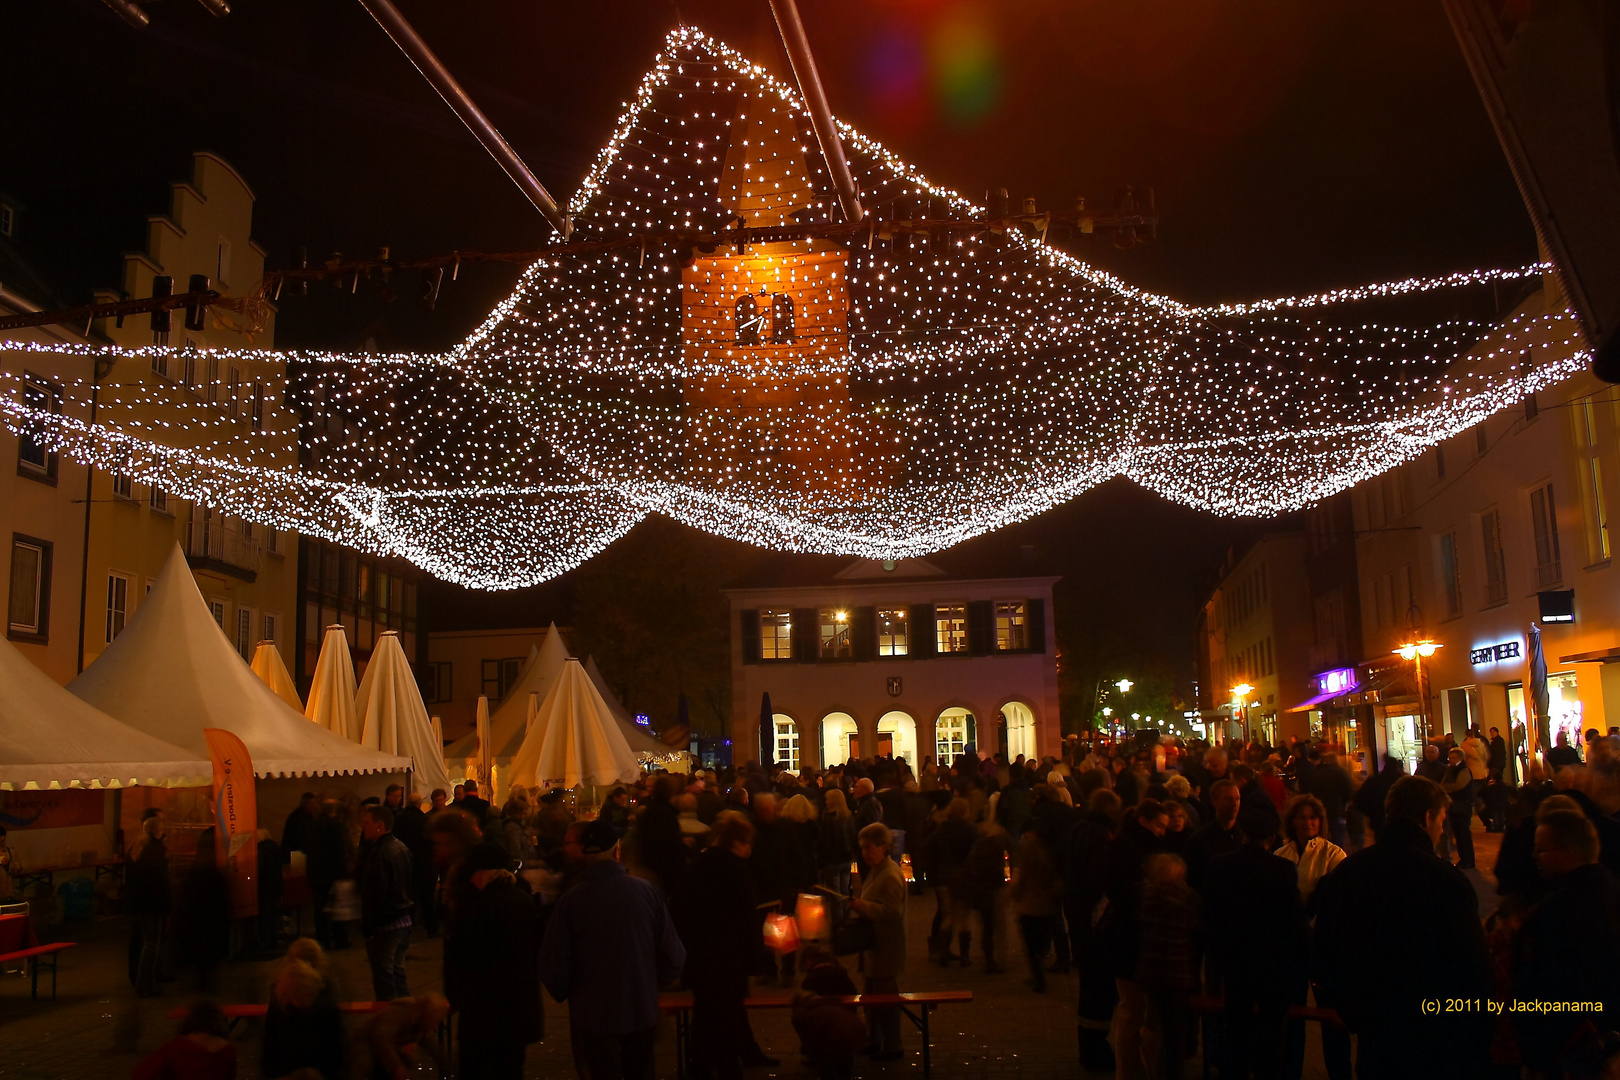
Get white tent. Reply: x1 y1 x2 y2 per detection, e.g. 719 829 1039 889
582 654 683 762
68 544 410 779
306 625 360 741
510 659 641 789
0 634 211 791
250 641 302 712
356 631 454 799
445 624 568 773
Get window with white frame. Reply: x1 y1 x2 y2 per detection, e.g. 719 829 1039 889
208 599 226 628
759 609 792 660
1529 483 1562 588
149 486 169 514
1481 509 1508 606
106 572 132 643
17 373 58 476
818 607 852 660
773 717 800 771
936 712 968 764
877 607 908 656
112 472 133 500
935 603 968 654
262 611 279 648
236 606 255 658
8 537 50 639
267 527 281 555
251 381 265 430
206 356 220 405
995 600 1029 651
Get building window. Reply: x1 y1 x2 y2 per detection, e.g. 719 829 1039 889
819 607 852 660
263 611 278 647
1524 391 1539 422
1439 531 1463 618
17 373 59 480
267 527 281 555
149 486 169 514
151 353 169 379
1475 425 1488 456
773 717 799 771
421 661 452 704
995 600 1029 651
251 381 265 431
760 609 793 660
228 366 241 416
771 293 796 343
112 472 133 500
1435 445 1446 480
106 572 131 643
1577 398 1610 563
480 656 524 700
236 607 254 658
182 350 198 390
206 356 220 404
208 599 225 628
1529 483 1562 587
936 712 968 764
935 603 969 654
735 293 762 346
877 607 908 657
216 237 233 285
8 536 51 641
0 204 13 237
1481 508 1508 606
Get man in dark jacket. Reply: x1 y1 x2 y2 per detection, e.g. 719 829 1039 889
1029 783 1077 972
447 842 543 1079
459 779 492 822
281 792 319 862
1316 776 1492 1079
359 804 415 1000
540 820 686 1080
307 799 352 949
390 785 436 937
1204 801 1304 1080
1300 749 1353 850
1351 754 1405 836
1512 809 1620 1076
1487 726 1508 779
1183 779 1241 894
672 815 759 1080
851 778 884 832
637 775 688 897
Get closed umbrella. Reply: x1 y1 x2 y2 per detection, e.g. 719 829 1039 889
1528 623 1551 764
509 659 640 789
475 695 492 790
760 691 774 766
430 715 444 751
250 641 302 712
527 691 541 734
355 631 455 799
306 625 359 741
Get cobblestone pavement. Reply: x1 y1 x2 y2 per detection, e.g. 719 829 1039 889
4 821 1502 1079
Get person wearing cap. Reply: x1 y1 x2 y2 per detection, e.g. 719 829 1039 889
444 841 542 1079
1201 801 1304 1080
540 819 686 1080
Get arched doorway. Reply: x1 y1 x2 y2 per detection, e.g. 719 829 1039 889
772 714 800 771
935 708 976 766
1001 701 1037 762
821 712 857 767
878 711 918 766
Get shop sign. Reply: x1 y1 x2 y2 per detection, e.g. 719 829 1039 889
1471 640 1521 666
1314 667 1357 696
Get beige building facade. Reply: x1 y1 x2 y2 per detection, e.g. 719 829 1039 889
727 559 1061 770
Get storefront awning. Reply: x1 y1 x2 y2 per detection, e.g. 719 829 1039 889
1286 689 1341 713
1560 647 1620 665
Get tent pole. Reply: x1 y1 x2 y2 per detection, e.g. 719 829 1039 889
767 0 864 224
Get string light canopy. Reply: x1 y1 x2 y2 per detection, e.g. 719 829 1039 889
0 28 1590 590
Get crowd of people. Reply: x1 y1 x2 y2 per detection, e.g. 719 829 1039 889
124 724 1620 1080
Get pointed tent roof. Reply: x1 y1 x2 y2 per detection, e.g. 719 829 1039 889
0 634 212 791
510 659 641 789
356 631 455 798
68 545 409 779
446 623 569 761
307 625 360 742
251 641 303 712
582 655 676 759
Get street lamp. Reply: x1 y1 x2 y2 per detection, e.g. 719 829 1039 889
1231 683 1255 742
1116 678 1134 694
1394 640 1442 738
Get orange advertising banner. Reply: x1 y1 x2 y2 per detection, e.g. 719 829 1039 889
203 728 258 919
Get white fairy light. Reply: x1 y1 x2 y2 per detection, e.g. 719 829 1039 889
0 28 1589 589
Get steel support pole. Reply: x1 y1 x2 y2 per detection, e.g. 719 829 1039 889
355 0 569 236
768 0 864 224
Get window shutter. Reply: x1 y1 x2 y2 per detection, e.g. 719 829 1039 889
967 600 994 655
966 712 978 749
909 604 936 658
851 606 877 661
1027 598 1047 653
740 609 760 664
793 608 819 663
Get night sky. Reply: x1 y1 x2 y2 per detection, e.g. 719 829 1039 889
2 0 1538 713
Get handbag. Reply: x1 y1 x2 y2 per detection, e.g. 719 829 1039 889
325 879 361 922
830 916 875 957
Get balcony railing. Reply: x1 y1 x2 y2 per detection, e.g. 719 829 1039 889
186 516 264 575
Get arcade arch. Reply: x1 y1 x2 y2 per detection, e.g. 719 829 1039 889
820 712 858 767
772 713 800 771
878 711 918 766
1000 701 1037 762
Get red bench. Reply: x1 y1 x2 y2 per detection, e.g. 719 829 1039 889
659 989 973 1079
0 912 75 1001
166 1000 454 1075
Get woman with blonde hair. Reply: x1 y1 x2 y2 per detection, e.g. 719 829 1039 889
264 949 344 1079
816 789 856 921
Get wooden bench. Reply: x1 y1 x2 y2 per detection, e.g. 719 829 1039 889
166 1001 455 1072
0 942 75 1001
659 989 973 1080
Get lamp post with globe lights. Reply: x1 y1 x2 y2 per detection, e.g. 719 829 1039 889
1394 640 1442 739
1231 682 1255 743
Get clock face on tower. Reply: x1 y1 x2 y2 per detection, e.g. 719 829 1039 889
733 290 796 346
